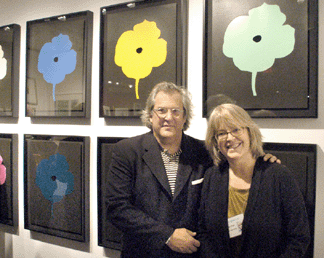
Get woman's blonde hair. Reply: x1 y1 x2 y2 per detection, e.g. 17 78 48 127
205 103 264 165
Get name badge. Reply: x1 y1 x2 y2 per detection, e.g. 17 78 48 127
228 213 244 238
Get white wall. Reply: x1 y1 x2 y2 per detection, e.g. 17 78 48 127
0 0 323 257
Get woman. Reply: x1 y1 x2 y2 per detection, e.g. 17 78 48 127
198 103 310 258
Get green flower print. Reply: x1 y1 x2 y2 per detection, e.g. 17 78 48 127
223 3 295 96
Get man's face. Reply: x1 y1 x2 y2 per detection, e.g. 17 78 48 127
150 91 186 143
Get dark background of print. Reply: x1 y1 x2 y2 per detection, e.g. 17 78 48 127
0 24 20 117
204 0 317 118
263 142 316 258
0 27 13 114
0 137 12 225
97 137 125 250
100 0 186 117
26 12 92 117
24 136 89 242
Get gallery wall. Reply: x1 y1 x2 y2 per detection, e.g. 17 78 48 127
0 0 323 257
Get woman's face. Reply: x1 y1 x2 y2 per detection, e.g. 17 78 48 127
216 126 253 163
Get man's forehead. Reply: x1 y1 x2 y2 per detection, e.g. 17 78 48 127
154 91 183 105
155 90 180 97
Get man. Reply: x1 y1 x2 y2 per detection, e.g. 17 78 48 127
106 82 277 257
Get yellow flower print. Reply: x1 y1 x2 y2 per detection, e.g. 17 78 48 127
115 20 167 99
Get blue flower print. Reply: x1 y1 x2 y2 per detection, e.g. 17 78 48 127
38 34 77 101
35 153 74 215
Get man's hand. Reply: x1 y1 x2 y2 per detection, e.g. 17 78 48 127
166 228 200 254
263 153 281 164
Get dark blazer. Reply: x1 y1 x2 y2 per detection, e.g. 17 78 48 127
198 158 310 258
106 131 212 258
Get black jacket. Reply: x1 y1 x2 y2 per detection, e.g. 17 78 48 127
106 132 212 258
198 158 310 258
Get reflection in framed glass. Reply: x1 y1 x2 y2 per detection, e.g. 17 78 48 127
0 24 20 117
204 0 318 118
100 0 187 117
26 11 93 118
24 135 90 242
97 137 125 249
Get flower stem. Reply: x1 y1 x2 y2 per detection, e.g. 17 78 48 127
51 203 54 217
135 79 140 99
251 72 257 96
53 84 56 101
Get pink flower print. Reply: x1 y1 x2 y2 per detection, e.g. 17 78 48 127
0 155 6 185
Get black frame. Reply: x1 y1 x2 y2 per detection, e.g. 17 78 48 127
204 0 318 118
26 11 93 118
263 142 316 258
0 24 20 117
97 137 125 250
0 134 18 227
99 0 187 117
24 135 90 242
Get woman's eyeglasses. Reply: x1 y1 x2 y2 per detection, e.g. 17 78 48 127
216 127 245 141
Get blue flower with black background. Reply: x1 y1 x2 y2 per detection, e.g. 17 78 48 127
35 153 74 214
38 34 77 101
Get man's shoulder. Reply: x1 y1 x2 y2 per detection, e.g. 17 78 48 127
114 132 153 149
182 134 211 162
182 133 205 146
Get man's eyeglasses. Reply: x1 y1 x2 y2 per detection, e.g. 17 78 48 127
153 108 184 118
216 127 245 141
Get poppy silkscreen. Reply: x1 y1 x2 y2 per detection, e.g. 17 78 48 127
0 137 13 226
24 135 89 242
26 11 92 117
204 0 317 118
0 27 13 114
100 0 186 117
0 25 19 117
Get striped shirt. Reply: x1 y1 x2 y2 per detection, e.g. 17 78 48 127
161 149 182 195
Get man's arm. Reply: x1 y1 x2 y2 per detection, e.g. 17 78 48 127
106 143 174 249
167 228 200 254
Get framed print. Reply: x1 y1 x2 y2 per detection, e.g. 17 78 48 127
26 11 93 118
263 142 316 258
100 0 187 117
204 0 318 118
97 137 125 249
0 24 20 117
0 134 18 227
24 135 90 242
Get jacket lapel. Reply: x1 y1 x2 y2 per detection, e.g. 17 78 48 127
142 133 173 197
173 153 192 200
173 135 193 200
241 159 262 239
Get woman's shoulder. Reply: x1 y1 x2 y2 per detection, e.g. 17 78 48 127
205 162 228 178
256 158 292 179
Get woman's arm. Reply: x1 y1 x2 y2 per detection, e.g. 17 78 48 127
278 166 311 258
